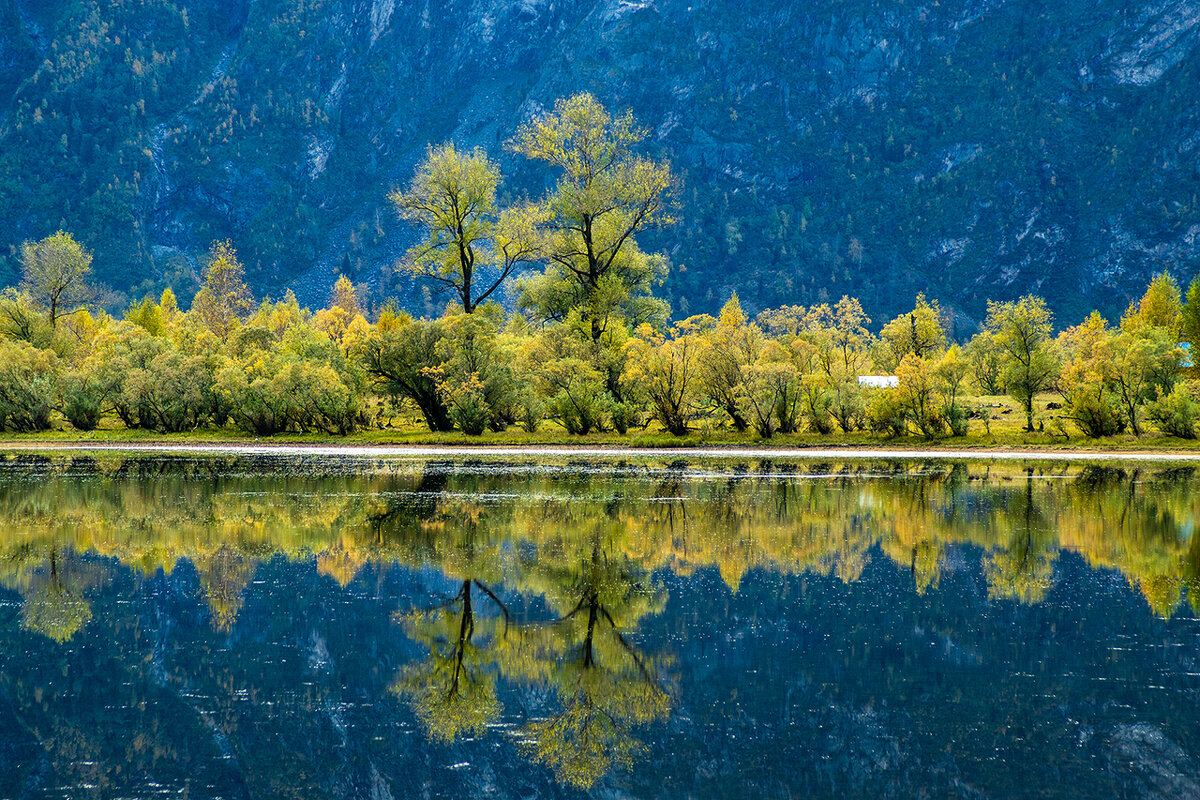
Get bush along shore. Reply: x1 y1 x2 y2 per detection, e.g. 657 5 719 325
4 95 1200 447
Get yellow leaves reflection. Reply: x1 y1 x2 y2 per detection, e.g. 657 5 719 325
2 457 1199 789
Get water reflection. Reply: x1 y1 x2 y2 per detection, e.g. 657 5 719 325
0 455 1199 795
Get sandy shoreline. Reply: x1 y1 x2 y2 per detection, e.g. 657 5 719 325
1 441 1198 462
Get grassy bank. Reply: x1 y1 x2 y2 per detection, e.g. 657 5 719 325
2 394 1199 454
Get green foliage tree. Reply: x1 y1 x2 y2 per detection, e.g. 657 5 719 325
866 386 908 438
965 330 1005 395
126 296 167 336
0 288 52 347
804 297 871 432
1122 271 1182 336
191 240 253 338
358 317 453 432
936 346 971 428
434 310 520 433
798 372 835 434
1056 313 1124 437
1181 275 1200 354
1147 382 1199 439
986 296 1059 431
59 368 104 431
217 323 366 436
0 339 58 432
539 358 610 435
513 93 674 341
1057 304 1185 437
623 321 700 436
811 296 873 378
895 354 945 437
214 355 293 435
697 296 758 431
91 322 169 429
19 231 94 329
391 144 541 313
738 348 797 438
125 349 214 433
521 312 638 435
877 293 947 373
1105 327 1183 436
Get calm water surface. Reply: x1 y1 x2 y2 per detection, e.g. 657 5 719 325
1 453 1199 799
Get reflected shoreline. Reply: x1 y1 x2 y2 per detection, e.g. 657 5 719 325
4 441 1200 462
4 455 1198 628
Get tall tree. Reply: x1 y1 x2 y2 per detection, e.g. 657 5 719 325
1123 271 1182 335
877 293 947 372
986 296 1059 431
513 93 675 341
390 144 539 313
330 274 361 317
191 240 253 338
19 231 93 328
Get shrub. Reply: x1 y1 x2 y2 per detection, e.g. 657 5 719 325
539 358 609 435
0 340 57 432
610 400 640 435
357 319 452 432
517 390 543 433
425 368 491 436
1065 380 1126 438
866 389 907 439
1146 383 1198 439
60 372 103 431
215 356 292 435
944 403 970 437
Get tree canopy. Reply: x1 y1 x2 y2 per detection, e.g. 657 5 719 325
390 144 540 313
512 93 675 341
20 231 94 328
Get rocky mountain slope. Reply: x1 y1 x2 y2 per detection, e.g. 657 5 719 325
2 0 1199 325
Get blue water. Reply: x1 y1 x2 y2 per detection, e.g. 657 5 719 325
0 454 1197 799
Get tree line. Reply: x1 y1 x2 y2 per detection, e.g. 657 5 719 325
3 93 1200 441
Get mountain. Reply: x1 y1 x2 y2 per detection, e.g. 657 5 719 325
2 0 1200 327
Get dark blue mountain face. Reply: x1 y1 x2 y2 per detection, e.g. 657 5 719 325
2 0 1199 324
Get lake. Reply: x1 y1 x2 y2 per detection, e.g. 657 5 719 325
1 451 1198 799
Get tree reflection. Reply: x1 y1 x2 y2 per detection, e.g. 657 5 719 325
390 491 672 789
983 471 1057 604
194 543 256 632
393 579 507 743
505 526 670 790
1 454 1199 626
19 547 95 642
0 544 103 642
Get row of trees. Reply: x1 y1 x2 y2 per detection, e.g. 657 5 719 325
5 233 1200 441
4 93 1200 440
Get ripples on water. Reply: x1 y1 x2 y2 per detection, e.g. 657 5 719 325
0 453 1199 799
